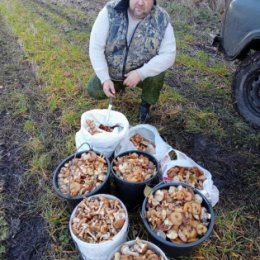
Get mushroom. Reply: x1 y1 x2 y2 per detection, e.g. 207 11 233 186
182 224 197 240
168 186 177 196
70 182 81 196
119 255 131 260
200 207 208 222
121 244 139 256
100 232 111 241
196 223 207 235
113 252 121 260
166 229 178 240
175 189 186 201
170 212 183 227
164 218 173 226
146 253 161 260
113 219 125 229
154 190 164 202
135 238 148 254
156 230 166 239
184 189 194 201
192 202 202 215
151 197 160 207
86 119 101 135
194 194 203 204
178 228 187 242
160 209 167 220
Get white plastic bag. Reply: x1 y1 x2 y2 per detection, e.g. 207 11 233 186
161 148 219 207
114 124 172 162
75 109 129 157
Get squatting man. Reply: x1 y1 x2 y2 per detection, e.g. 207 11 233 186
87 0 176 123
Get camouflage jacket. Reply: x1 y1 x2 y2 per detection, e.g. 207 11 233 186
105 0 169 81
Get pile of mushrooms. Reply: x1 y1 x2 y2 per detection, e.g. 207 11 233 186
167 166 206 190
71 196 126 243
130 134 156 154
112 238 164 260
113 152 156 182
58 151 108 196
146 186 211 243
86 119 117 135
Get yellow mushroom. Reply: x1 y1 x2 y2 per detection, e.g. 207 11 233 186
192 202 202 215
196 223 208 235
170 212 183 226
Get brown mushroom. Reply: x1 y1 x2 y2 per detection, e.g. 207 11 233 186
146 253 161 260
113 219 125 229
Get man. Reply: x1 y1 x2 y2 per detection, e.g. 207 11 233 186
88 0 176 123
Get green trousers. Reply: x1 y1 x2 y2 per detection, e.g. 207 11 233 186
87 72 165 105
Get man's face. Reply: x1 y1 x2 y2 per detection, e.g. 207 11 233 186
129 0 154 19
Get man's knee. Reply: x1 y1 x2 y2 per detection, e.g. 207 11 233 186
86 75 106 100
139 72 166 104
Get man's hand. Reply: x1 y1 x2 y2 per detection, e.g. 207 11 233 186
123 70 141 88
103 79 115 97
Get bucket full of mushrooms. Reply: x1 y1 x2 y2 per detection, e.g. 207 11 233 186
111 150 159 210
52 149 110 206
69 194 129 260
141 182 214 258
107 237 167 260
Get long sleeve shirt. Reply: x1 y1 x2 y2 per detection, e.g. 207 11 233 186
89 6 176 84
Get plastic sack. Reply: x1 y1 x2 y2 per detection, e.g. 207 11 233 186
161 148 219 207
75 109 129 158
114 124 172 162
69 194 128 260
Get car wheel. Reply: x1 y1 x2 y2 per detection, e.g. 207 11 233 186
232 51 260 129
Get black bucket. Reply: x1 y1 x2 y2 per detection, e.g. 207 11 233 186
111 150 159 211
141 182 215 258
52 149 111 208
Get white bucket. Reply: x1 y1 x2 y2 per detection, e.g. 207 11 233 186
107 239 168 260
69 194 129 260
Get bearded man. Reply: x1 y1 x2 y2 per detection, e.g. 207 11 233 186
87 0 176 123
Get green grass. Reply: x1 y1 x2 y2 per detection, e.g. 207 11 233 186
0 0 259 259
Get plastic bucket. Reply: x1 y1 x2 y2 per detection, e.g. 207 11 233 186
141 182 215 258
111 150 159 211
69 194 128 260
52 149 111 207
107 239 168 260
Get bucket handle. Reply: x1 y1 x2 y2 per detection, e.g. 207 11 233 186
152 180 169 191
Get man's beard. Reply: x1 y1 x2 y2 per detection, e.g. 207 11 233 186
128 7 148 19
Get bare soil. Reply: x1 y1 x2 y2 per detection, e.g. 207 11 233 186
0 15 50 260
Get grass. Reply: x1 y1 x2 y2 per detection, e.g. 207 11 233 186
0 0 259 259
0 190 8 259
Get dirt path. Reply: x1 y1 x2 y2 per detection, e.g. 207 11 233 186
0 15 50 260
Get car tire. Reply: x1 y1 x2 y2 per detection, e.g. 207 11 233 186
232 51 260 129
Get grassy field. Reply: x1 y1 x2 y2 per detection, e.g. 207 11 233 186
0 0 259 259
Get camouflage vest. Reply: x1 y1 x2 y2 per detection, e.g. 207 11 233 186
105 1 169 81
